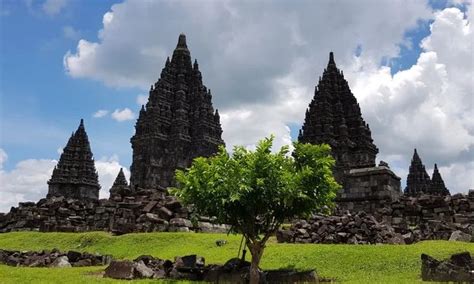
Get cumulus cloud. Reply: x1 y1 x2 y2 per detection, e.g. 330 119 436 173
136 94 148 106
93 109 109 118
61 1 472 193
345 6 473 193
111 108 135 122
0 148 129 212
42 0 68 16
0 149 57 212
95 155 130 199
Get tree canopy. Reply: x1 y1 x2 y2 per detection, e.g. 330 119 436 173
172 136 340 283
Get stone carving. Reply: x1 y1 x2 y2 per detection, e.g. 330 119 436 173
130 34 224 191
47 119 100 200
298 52 378 185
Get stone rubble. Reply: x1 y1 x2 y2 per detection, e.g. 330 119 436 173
104 255 318 283
421 252 474 282
0 249 112 267
278 193 473 244
0 190 229 234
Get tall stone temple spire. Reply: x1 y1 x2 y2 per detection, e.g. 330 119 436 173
404 149 432 196
299 52 378 185
130 34 224 190
430 164 450 196
47 119 100 200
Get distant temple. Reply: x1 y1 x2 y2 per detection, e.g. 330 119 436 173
47 119 100 200
405 149 449 196
129 34 224 190
299 52 401 211
109 168 131 199
299 52 378 185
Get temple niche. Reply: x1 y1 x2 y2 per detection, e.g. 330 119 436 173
47 119 100 200
130 34 224 191
299 53 401 212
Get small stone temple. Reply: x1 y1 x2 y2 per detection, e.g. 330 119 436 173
299 52 401 212
130 34 224 191
405 149 449 196
109 168 131 199
47 119 100 200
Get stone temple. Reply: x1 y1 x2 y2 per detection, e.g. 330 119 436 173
299 52 401 212
405 149 449 196
130 34 224 191
47 119 100 200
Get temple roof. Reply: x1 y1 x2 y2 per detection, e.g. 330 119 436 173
48 119 100 188
298 52 378 183
404 148 431 196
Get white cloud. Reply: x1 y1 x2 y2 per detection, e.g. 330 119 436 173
136 94 148 105
42 0 67 16
0 148 57 212
111 108 135 122
63 25 80 40
0 149 7 169
345 6 473 193
95 155 130 199
0 148 129 212
62 1 472 194
93 109 109 118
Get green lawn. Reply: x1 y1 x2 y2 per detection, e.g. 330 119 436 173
0 231 472 283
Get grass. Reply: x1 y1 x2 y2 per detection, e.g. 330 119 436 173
0 231 472 283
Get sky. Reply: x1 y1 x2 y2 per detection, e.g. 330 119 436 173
0 0 472 212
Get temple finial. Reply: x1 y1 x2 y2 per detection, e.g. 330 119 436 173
328 52 335 66
177 33 187 48
194 59 199 70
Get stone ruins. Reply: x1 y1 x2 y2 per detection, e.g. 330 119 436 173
0 34 471 243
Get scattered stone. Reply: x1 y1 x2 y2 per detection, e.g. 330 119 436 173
421 252 474 282
50 256 71 268
449 230 472 242
104 260 136 280
0 249 111 268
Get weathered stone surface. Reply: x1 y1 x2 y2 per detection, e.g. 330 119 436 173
129 34 224 191
0 249 109 268
421 252 474 282
449 230 472 242
50 256 71 268
104 260 136 280
135 260 155 278
47 120 100 200
299 52 378 186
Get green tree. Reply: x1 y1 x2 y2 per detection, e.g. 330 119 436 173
172 136 340 283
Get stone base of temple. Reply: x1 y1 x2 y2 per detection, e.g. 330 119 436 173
47 183 99 201
336 163 401 213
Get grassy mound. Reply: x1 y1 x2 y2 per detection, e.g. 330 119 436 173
0 231 472 283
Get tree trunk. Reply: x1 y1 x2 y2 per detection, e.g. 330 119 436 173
248 241 264 284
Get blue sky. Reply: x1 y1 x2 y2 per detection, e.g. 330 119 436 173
0 0 472 211
1 0 138 169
